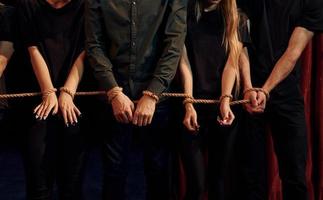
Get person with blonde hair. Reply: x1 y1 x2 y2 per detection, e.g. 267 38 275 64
178 0 251 199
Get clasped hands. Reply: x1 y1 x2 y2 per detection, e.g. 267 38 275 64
109 87 157 127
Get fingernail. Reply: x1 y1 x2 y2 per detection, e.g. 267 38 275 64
66 123 69 127
35 115 39 119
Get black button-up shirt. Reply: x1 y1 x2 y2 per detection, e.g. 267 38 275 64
85 0 187 100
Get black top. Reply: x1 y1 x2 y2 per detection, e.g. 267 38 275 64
186 5 250 99
18 0 85 87
237 0 323 90
0 4 15 109
85 0 188 100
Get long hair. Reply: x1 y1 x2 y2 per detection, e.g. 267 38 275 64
219 0 241 95
192 0 242 95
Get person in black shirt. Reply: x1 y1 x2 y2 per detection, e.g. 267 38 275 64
0 3 14 123
178 0 251 199
236 0 323 199
18 0 87 199
85 0 187 199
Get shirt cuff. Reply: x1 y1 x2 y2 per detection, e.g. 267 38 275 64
146 77 167 96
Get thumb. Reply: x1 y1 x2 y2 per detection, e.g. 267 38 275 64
251 95 258 107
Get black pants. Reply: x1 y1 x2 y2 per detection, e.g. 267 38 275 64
101 102 173 200
181 106 239 200
239 87 308 200
23 115 86 200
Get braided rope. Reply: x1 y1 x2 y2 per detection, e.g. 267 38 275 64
0 91 250 105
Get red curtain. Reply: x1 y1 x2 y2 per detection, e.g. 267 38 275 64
268 33 323 200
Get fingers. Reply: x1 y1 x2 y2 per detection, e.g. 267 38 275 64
183 117 195 132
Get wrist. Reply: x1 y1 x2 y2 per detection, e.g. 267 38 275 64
107 87 123 103
219 94 233 104
142 90 159 102
42 88 57 99
60 87 75 99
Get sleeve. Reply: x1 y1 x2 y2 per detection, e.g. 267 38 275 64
17 0 39 47
238 12 252 46
297 0 323 32
84 0 118 91
0 6 15 42
146 0 188 95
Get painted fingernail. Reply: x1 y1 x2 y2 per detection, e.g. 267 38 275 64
35 115 39 119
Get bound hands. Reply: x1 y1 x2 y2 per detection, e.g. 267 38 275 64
183 101 199 133
243 88 269 114
109 87 157 126
58 88 81 127
34 88 59 120
218 95 235 126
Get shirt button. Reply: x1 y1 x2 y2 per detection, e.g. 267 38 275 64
132 21 136 25
132 1 136 5
132 42 136 47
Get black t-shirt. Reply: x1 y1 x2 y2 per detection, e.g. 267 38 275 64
18 0 85 87
0 4 15 109
237 0 323 88
186 5 251 100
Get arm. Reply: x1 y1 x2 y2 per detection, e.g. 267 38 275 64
179 45 198 132
29 46 58 119
240 47 263 113
0 41 14 77
133 0 188 127
58 51 85 126
262 27 314 93
219 45 242 125
85 0 134 124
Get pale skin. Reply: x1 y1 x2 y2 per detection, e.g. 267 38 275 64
243 27 314 113
179 43 241 131
28 48 84 125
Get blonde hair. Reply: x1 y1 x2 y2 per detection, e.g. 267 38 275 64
194 0 242 95
220 0 241 95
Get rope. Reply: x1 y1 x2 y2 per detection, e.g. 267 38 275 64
0 91 250 105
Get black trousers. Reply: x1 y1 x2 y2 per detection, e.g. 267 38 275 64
239 86 308 200
23 115 86 200
101 102 173 200
181 106 240 200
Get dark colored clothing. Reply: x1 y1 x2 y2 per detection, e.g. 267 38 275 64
0 4 15 109
185 6 250 99
17 1 87 199
234 1 321 199
99 103 173 200
181 3 250 200
238 89 308 200
237 0 323 89
24 116 85 200
18 0 85 87
85 0 188 99
181 106 241 200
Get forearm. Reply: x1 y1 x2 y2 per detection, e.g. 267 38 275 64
63 51 86 93
179 46 193 96
0 55 8 77
28 46 54 91
85 0 118 91
147 0 187 95
221 52 239 96
239 47 252 90
263 27 314 92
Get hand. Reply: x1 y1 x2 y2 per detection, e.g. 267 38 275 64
111 92 135 124
256 91 267 112
132 95 156 127
218 98 235 126
243 90 262 114
183 103 199 133
34 93 58 120
58 92 81 126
